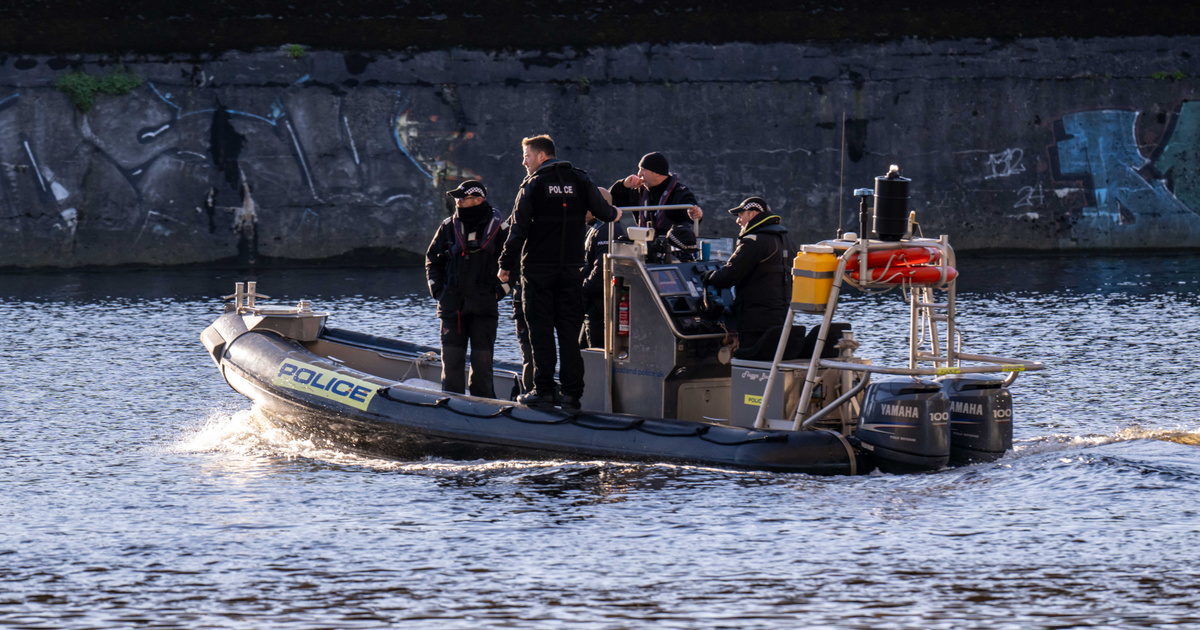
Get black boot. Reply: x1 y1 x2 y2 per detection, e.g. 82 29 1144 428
517 391 555 408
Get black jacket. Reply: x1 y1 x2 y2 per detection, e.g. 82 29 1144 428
703 213 795 334
609 174 699 232
426 201 509 318
501 159 619 272
582 218 627 305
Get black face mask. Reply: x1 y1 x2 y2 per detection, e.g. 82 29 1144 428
457 200 491 224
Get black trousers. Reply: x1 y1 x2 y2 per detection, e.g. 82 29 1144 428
511 282 534 394
440 313 497 398
521 267 585 398
580 300 604 349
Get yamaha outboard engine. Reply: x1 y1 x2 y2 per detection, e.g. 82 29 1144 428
939 375 1013 464
855 379 949 472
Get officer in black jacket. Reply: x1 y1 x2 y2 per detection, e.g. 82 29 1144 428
609 152 704 260
498 135 622 409
580 208 626 349
426 180 508 398
701 197 795 350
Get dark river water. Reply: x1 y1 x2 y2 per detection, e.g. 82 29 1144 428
3 254 1200 629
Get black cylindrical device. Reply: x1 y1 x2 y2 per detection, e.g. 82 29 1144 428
872 164 910 241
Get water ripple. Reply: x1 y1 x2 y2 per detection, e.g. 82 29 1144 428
4 259 1200 628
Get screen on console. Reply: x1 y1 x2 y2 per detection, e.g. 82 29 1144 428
648 267 689 296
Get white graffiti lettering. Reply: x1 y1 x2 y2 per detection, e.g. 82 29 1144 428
985 148 1026 180
1014 183 1045 208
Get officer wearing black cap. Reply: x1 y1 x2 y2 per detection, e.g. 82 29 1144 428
498 135 622 409
426 180 508 398
610 152 704 260
700 197 795 350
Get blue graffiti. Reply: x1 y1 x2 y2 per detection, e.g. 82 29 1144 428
144 81 281 134
1054 110 1194 225
392 90 433 181
1151 101 1200 211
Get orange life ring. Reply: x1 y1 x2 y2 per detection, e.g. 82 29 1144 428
847 246 941 269
849 265 958 284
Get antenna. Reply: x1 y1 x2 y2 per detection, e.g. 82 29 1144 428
838 111 846 238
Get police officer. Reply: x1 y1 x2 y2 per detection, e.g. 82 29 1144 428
580 206 626 349
497 135 621 409
700 197 795 350
609 152 704 260
426 180 508 398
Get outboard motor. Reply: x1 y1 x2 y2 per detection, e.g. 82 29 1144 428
854 379 950 472
939 375 1013 464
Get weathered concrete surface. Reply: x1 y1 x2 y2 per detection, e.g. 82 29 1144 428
5 1 1200 53
1 37 1199 267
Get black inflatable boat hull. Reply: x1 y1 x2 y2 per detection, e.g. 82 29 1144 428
216 328 863 475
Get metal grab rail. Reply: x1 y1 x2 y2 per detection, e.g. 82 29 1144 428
801 372 871 429
615 204 695 212
768 236 1041 431
816 359 1044 376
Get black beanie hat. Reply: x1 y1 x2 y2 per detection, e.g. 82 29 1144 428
638 152 670 177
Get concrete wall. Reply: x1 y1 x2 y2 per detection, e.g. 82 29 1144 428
2 37 1199 267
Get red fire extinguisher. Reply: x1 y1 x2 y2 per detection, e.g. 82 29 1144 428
617 286 630 337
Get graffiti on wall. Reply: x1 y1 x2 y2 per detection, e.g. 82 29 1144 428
1150 101 1200 212
984 148 1026 180
1050 105 1200 235
0 76 486 265
975 145 1045 221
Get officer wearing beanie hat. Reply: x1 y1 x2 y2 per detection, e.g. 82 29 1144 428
609 151 704 235
700 196 795 351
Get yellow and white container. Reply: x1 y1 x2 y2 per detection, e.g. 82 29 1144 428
792 244 838 312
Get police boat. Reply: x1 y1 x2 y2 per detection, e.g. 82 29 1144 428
200 168 1044 474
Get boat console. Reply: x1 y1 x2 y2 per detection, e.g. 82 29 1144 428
645 262 726 334
580 237 735 420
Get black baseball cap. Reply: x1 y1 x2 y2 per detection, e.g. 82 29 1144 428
729 197 769 215
447 180 487 198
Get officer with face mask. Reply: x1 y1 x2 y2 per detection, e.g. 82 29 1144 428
426 180 509 398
